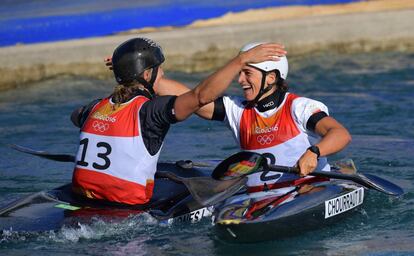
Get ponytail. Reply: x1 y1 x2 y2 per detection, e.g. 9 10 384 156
111 83 142 109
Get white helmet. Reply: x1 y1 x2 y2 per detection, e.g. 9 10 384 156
240 42 288 80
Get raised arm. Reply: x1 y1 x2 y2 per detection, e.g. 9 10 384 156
104 43 287 121
157 78 216 120
105 57 216 119
173 43 286 121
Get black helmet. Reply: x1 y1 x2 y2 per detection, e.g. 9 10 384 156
112 37 165 86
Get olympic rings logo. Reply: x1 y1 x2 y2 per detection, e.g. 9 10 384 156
92 121 109 132
257 134 274 145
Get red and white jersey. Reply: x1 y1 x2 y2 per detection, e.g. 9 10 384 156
223 93 331 188
72 96 160 205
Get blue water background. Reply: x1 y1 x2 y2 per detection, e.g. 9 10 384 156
1 0 361 46
0 51 413 255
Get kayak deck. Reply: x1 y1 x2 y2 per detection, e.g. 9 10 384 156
0 161 216 231
214 179 365 242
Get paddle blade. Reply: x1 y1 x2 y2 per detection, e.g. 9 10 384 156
182 176 248 206
309 170 404 196
156 171 247 206
360 173 404 196
9 144 76 162
331 158 357 174
212 151 266 180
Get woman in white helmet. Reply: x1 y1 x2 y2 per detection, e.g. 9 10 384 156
208 42 351 191
105 41 351 192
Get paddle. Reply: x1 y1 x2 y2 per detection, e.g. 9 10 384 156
9 144 76 162
8 144 247 206
8 144 212 168
212 151 404 196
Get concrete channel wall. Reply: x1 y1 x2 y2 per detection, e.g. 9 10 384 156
0 8 413 91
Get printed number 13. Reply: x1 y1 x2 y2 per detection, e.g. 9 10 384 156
76 138 112 170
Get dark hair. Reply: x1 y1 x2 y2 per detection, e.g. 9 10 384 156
275 70 289 92
111 83 143 109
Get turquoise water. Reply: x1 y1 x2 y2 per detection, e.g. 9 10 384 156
0 51 413 255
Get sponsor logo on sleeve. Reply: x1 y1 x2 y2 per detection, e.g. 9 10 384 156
324 187 364 219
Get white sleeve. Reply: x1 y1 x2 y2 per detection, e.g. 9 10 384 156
291 97 329 132
222 96 245 145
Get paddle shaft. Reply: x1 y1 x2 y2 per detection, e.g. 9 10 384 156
266 163 402 196
9 144 75 162
268 164 359 180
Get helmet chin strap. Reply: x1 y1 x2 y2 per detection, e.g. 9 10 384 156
248 71 274 106
135 66 159 99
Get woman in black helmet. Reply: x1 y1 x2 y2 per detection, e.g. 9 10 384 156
70 37 286 205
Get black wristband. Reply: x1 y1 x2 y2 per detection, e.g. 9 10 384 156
307 145 320 158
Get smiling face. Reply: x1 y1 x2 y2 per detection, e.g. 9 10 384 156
238 66 277 102
238 66 262 101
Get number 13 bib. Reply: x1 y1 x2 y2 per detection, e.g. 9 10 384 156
72 96 159 205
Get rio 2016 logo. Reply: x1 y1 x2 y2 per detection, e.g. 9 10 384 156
255 125 278 135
